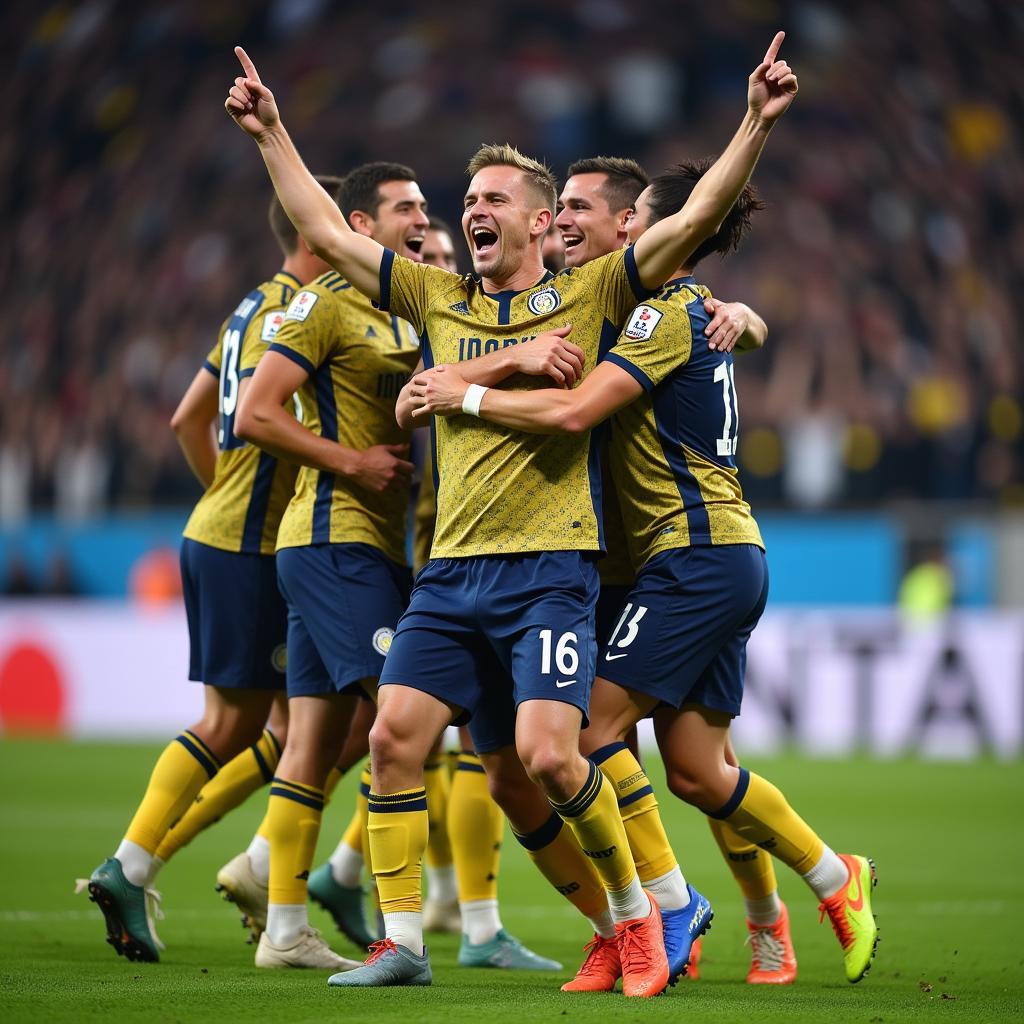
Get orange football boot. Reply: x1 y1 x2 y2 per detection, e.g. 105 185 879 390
746 900 797 984
684 936 702 980
561 934 621 992
616 891 670 998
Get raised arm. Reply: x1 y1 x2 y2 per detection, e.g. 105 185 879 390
225 47 383 298
406 359 642 436
632 31 798 290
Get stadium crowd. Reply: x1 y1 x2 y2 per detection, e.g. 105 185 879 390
2 0 1021 521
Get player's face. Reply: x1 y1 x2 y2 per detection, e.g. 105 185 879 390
555 173 625 268
421 228 459 272
625 186 654 246
369 180 430 262
463 166 544 281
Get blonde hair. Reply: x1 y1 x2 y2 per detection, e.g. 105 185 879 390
466 143 558 213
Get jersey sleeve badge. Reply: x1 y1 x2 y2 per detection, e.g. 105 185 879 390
261 310 286 341
624 304 663 340
284 290 319 322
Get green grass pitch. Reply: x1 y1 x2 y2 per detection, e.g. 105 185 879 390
0 740 1021 1023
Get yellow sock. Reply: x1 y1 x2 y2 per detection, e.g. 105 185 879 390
155 728 281 862
512 811 608 921
552 761 637 894
266 777 324 905
324 766 345 801
340 766 371 853
367 788 429 914
124 730 220 853
707 816 778 901
592 742 677 884
424 757 453 868
711 769 824 875
449 753 503 902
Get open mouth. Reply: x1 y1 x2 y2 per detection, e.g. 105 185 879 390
472 226 499 258
561 233 583 253
405 235 424 258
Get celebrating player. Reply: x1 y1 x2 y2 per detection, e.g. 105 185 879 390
409 155 880 987
554 154 802 986
82 183 342 963
224 31 797 994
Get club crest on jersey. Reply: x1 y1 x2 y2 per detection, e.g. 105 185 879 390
285 290 319 322
372 628 395 656
624 304 663 340
527 287 561 316
271 644 288 674
261 311 285 342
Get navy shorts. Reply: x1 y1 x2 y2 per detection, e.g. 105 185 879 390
276 543 412 699
596 583 633 647
381 552 599 753
180 538 287 690
599 545 769 716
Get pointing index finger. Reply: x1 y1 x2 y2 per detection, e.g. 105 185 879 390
762 31 785 66
235 46 262 85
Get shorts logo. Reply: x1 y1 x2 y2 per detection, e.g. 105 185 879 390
623 304 663 340
372 627 395 656
527 287 561 316
285 290 319 322
261 311 285 342
271 644 288 674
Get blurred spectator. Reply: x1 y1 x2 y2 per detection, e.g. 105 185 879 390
2 0 1021 515
4 553 38 597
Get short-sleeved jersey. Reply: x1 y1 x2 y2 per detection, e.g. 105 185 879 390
182 271 302 555
269 271 420 564
597 441 635 586
602 276 764 571
379 246 649 558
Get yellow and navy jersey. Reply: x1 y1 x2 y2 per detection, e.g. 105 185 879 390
269 270 420 564
412 443 437 573
182 271 302 555
598 443 636 586
379 246 649 558
602 276 764 571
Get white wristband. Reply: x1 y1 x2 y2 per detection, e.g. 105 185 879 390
462 383 489 417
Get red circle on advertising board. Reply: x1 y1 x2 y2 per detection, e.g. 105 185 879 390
0 642 66 734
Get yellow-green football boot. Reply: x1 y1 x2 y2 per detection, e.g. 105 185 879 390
818 854 878 983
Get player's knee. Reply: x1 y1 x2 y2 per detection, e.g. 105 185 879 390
368 716 412 773
663 764 712 808
520 744 576 796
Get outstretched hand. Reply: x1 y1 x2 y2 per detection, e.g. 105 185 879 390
748 31 798 125
225 46 281 139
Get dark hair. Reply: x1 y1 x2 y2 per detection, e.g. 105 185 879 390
268 175 343 256
338 162 418 224
567 156 648 213
427 215 455 237
645 158 765 267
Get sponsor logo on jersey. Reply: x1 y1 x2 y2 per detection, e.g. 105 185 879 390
527 286 561 316
261 311 285 342
285 290 319 322
624 304 663 340
372 627 395 656
271 644 288 673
